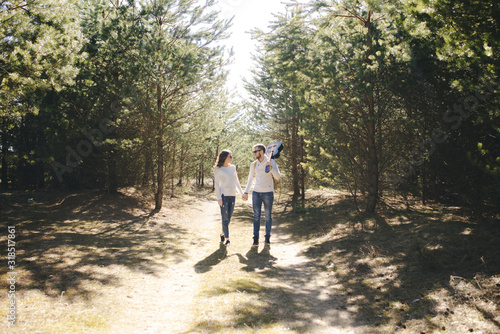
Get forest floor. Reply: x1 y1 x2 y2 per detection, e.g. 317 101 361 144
0 187 499 334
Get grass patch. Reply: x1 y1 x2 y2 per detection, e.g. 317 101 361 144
192 274 297 333
0 290 110 334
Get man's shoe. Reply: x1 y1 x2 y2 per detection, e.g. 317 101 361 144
252 237 259 247
265 235 271 245
225 239 230 246
220 234 225 243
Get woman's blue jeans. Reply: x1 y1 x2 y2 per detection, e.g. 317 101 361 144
252 191 274 238
220 195 235 239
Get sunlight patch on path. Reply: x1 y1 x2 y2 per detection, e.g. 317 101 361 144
103 194 365 333
104 198 221 333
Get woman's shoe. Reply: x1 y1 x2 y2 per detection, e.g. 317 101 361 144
252 237 258 247
220 234 225 243
225 239 230 246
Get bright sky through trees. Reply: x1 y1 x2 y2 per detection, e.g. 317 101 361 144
213 0 286 98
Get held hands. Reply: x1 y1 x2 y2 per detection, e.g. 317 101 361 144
220 195 248 205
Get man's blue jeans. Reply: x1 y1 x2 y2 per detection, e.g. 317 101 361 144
252 191 274 238
220 195 235 239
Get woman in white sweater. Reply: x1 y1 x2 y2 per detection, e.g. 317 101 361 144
214 149 244 246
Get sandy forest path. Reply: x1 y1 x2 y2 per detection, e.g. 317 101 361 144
102 193 361 334
3 189 499 334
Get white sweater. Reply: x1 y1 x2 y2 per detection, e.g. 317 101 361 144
214 165 244 200
244 159 281 193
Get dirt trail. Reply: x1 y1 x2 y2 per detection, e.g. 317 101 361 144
4 190 498 334
0 191 366 333
104 198 217 333
102 195 363 334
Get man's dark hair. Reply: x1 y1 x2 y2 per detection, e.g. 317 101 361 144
253 144 266 153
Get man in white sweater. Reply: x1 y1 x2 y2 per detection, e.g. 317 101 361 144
242 144 281 246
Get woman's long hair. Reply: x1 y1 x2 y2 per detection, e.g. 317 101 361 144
214 149 232 168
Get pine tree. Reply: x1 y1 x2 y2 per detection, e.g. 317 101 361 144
303 0 412 212
0 0 85 189
246 8 310 209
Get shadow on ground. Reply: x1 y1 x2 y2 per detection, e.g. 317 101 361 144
189 192 500 333
194 243 228 274
0 190 188 300
237 245 278 273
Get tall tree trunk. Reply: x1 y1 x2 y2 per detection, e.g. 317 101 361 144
291 115 299 208
365 113 379 212
213 138 219 191
142 140 151 187
300 132 306 207
151 140 156 190
364 11 379 213
178 144 185 186
201 154 205 187
171 139 176 197
155 84 164 210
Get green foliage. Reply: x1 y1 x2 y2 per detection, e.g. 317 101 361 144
245 8 311 207
0 0 86 117
1 0 499 211
1 0 234 197
246 0 499 211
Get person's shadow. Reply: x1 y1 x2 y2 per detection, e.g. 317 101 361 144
194 243 228 273
237 245 277 272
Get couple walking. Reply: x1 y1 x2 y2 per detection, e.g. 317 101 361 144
214 144 281 247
